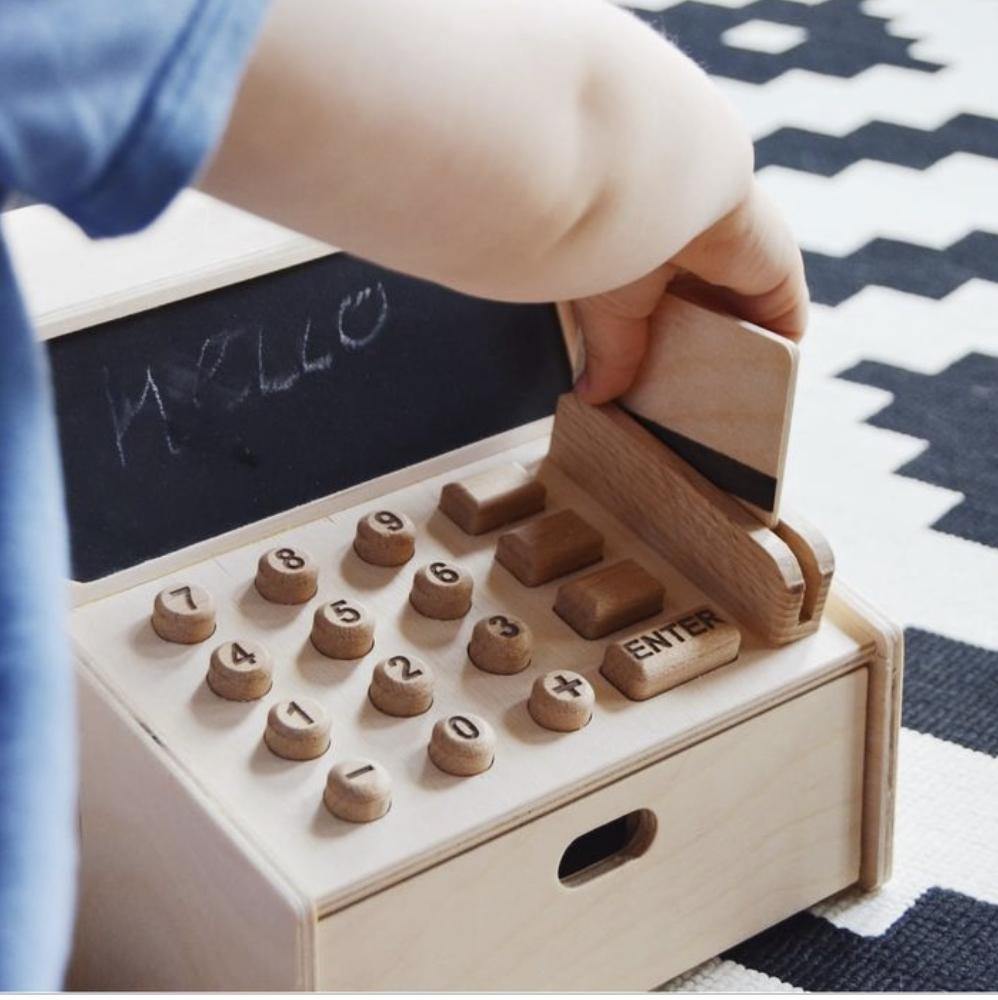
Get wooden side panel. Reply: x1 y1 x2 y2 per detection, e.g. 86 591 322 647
316 670 868 991
547 394 809 644
69 665 313 991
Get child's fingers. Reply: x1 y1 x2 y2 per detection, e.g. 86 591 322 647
572 305 650 405
671 181 809 341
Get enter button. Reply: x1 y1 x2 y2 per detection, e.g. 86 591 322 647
600 607 741 701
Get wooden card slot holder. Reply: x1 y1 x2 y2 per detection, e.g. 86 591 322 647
546 393 834 646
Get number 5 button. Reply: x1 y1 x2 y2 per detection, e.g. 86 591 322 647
311 598 375 659
207 639 273 701
151 583 216 644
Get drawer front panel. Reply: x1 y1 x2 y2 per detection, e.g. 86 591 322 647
317 668 867 990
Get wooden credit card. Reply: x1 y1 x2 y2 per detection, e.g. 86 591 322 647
619 293 798 527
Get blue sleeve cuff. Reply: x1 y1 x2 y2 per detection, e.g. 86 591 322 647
59 0 269 239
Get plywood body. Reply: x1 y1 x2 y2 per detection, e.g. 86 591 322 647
316 670 867 990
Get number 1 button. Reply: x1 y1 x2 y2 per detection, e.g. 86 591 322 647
151 584 216 644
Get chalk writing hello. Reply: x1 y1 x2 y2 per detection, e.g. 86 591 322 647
104 282 389 468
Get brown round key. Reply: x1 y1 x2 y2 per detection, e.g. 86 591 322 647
151 584 216 644
368 654 434 717
324 759 392 822
311 598 375 659
468 613 532 675
409 561 473 620
528 670 594 732
255 546 318 605
354 510 416 567
428 713 495 776
264 697 330 760
207 639 273 702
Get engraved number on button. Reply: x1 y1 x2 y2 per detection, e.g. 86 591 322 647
275 547 306 570
287 700 314 725
388 654 422 679
330 599 361 624
374 511 404 531
488 614 520 638
169 585 197 610
449 715 480 740
552 674 583 698
231 642 257 665
346 763 375 780
429 561 459 584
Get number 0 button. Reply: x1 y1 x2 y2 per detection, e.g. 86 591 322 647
207 639 273 701
409 561 473 620
264 697 331 760
255 546 318 605
428 713 495 776
151 584 216 644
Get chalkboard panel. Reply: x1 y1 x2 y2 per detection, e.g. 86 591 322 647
48 254 572 582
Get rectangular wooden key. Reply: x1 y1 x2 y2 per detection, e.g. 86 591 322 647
618 293 798 526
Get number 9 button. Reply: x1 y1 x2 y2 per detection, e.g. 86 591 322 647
354 509 416 567
409 561 473 620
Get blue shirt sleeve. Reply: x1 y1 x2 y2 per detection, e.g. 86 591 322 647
0 0 269 236
0 1 268 989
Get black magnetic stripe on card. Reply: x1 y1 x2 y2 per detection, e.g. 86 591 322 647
622 407 777 512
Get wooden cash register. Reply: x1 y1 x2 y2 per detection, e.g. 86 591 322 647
9 193 901 991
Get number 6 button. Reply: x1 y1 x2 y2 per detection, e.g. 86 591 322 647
151 583 216 644
207 639 273 701
255 546 318 605
311 598 375 659
409 561 473 620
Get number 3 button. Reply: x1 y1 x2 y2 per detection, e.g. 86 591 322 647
255 546 318 605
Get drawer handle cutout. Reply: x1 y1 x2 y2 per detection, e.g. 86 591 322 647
558 809 656 887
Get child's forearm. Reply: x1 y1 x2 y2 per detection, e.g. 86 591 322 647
199 0 753 303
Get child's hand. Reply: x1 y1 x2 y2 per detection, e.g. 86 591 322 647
573 180 808 405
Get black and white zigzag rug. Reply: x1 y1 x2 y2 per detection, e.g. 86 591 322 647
621 0 998 991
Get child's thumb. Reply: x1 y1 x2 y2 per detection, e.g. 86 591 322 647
572 303 649 405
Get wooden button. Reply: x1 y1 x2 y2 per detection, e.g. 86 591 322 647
439 464 546 535
207 639 273 701
264 697 330 760
151 584 216 644
409 561 473 619
528 670 594 731
354 509 416 566
495 509 603 587
324 760 392 822
369 654 434 716
255 546 318 605
601 606 741 701
311 598 375 659
468 614 532 675
428 713 495 776
554 559 665 640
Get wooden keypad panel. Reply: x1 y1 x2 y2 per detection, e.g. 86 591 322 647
71 436 865 915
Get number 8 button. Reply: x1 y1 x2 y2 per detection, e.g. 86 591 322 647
409 561 473 620
255 546 318 605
